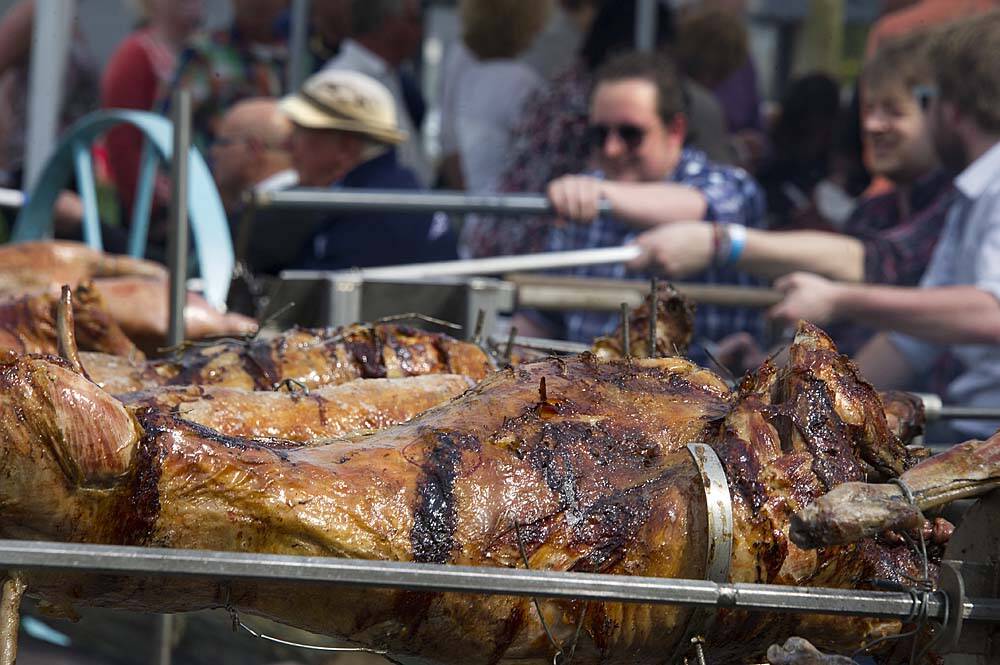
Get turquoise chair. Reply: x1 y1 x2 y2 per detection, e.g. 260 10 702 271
11 110 233 310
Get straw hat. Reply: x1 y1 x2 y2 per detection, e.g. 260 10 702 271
279 69 408 145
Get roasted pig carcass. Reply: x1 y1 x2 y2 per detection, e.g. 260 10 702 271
0 322 935 664
82 323 495 394
89 277 257 353
120 374 476 441
0 283 143 359
0 241 256 350
0 241 166 295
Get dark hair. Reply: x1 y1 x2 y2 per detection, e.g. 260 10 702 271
579 0 675 72
930 10 1000 133
594 51 685 124
771 73 840 149
673 7 748 87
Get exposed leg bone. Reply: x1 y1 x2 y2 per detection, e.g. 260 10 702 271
791 431 1000 548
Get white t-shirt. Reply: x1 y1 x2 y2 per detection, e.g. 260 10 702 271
439 42 544 193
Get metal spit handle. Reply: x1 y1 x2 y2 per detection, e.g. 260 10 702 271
915 393 1000 421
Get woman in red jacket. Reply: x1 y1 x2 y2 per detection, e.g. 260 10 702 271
101 0 203 220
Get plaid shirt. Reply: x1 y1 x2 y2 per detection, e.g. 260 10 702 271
544 149 767 356
844 170 955 286
831 170 955 357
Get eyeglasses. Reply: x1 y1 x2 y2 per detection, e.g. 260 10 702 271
587 123 647 151
212 135 248 148
912 84 939 112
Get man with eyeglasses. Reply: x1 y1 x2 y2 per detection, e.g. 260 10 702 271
211 98 296 215
771 12 1000 442
515 51 765 361
628 32 954 358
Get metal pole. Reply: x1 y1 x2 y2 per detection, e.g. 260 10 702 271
166 91 191 347
635 0 657 52
508 274 784 310
287 0 311 91
23 0 75 190
1 540 995 625
254 188 613 216
343 246 642 281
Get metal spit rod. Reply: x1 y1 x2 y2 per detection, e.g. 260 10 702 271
343 246 642 281
509 273 783 310
2 539 998 624
253 188 614 216
915 393 1000 421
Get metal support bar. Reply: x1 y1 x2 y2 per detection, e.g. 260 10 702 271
1 540 997 625
24 0 75 190
915 393 1000 422
166 91 191 347
509 273 783 310
71 141 102 251
337 247 641 281
287 0 311 91
635 0 657 51
254 189 614 216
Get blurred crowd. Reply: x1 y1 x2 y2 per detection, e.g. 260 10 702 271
2 0 1000 442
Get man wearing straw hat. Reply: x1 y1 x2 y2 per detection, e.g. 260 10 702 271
279 69 456 270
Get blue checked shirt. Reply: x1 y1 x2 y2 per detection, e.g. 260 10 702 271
544 149 767 358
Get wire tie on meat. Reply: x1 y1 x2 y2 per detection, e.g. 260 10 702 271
620 303 630 357
648 278 658 358
514 522 564 664
272 378 310 396
690 636 707 665
472 309 486 345
374 313 463 330
854 479 935 660
503 327 518 368
223 584 388 655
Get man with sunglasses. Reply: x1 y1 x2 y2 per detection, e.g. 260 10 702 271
517 51 765 359
770 13 1000 442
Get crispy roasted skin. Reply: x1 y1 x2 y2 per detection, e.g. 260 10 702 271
592 282 694 359
82 323 495 394
90 277 257 353
0 323 930 664
0 283 143 359
0 241 166 296
0 241 256 350
120 374 476 441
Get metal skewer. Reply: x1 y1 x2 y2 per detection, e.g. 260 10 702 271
1 539 995 625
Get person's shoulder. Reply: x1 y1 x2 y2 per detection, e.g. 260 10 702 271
679 149 756 186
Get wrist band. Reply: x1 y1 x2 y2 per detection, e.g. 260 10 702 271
724 223 747 267
711 222 730 267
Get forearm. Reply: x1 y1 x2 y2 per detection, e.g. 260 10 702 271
739 230 865 281
835 285 1000 345
853 333 916 389
601 181 707 228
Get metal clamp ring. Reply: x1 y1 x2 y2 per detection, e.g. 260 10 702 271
666 443 735 663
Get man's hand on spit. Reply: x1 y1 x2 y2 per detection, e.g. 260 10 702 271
547 175 607 222
768 272 845 326
628 221 714 276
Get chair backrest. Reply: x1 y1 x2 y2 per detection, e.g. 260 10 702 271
11 110 233 310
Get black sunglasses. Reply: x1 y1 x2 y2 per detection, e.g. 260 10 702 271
587 123 647 151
